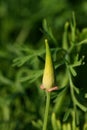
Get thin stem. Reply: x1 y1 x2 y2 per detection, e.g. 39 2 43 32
67 65 87 112
66 65 76 129
42 92 50 130
72 109 76 130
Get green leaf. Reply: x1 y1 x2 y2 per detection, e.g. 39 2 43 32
13 55 34 67
32 120 42 129
63 109 71 122
43 19 57 44
16 68 43 83
51 113 61 130
69 66 77 77
0 72 13 85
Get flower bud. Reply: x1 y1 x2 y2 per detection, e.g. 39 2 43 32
42 39 55 90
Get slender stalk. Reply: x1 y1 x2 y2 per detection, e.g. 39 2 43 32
66 65 76 130
42 92 50 130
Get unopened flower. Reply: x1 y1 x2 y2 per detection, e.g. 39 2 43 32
40 39 58 92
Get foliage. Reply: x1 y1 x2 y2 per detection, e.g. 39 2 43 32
0 0 87 130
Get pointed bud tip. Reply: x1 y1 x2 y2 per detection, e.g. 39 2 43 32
45 39 48 43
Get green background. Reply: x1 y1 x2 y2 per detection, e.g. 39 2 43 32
0 0 87 130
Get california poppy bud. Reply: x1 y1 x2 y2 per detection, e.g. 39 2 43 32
40 39 58 92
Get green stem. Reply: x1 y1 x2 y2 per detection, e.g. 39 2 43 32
66 65 76 129
43 92 50 130
67 65 87 112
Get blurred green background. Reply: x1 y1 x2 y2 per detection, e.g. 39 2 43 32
0 0 87 130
